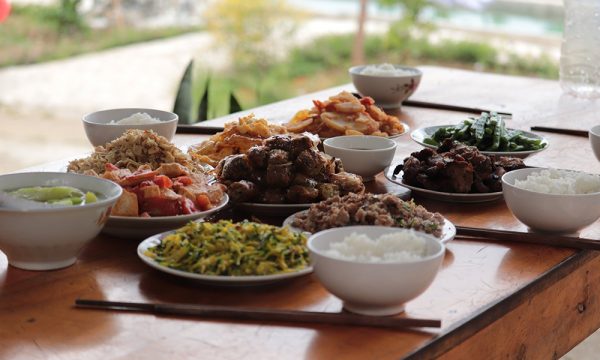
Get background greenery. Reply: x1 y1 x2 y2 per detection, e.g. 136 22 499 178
1 0 559 122
0 3 199 68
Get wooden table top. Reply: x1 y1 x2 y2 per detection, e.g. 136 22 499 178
2 66 600 359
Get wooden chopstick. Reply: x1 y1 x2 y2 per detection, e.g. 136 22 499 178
455 226 600 251
75 299 441 329
403 99 512 117
176 124 225 135
530 126 588 138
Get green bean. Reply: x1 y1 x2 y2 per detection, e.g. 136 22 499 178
423 112 546 152
490 115 503 151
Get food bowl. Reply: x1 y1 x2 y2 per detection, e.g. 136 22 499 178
502 167 600 233
349 64 422 109
308 226 444 316
0 172 122 270
323 135 397 181
83 108 178 147
589 125 600 161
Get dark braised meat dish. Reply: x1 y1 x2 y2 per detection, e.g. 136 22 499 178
401 139 525 193
216 134 365 204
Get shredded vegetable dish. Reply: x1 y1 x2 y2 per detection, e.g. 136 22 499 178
145 220 310 276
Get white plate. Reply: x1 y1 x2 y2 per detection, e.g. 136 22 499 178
102 194 229 239
384 166 503 203
410 125 548 159
137 231 313 286
234 202 312 217
283 210 456 244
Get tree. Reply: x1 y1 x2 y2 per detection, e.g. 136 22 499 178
204 0 300 72
352 0 369 65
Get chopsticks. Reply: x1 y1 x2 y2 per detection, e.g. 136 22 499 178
403 99 512 117
455 226 600 251
74 299 441 329
176 124 225 135
530 126 588 138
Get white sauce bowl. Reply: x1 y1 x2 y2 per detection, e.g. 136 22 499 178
323 135 397 181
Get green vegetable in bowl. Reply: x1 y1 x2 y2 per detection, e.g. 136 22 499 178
424 112 546 152
9 186 98 206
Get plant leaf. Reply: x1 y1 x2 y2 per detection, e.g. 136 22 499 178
229 92 242 114
197 75 210 122
172 60 194 124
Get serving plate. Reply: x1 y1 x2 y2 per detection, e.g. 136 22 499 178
283 210 456 244
234 202 312 217
384 166 503 203
137 231 312 286
410 125 548 159
102 194 229 239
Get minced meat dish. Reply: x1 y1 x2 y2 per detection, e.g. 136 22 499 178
291 193 445 237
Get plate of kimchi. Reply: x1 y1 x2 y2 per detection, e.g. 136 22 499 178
97 162 228 238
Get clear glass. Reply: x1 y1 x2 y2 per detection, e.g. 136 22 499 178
560 0 600 99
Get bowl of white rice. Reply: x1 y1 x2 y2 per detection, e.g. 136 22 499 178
502 167 600 233
308 226 444 316
83 108 178 147
349 64 422 109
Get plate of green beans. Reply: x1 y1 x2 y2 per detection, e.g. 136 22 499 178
411 113 548 158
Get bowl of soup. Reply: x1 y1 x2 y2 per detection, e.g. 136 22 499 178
0 172 122 270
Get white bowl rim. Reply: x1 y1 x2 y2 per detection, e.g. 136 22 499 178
589 124 600 136
0 172 122 213
83 108 178 125
348 64 423 77
323 135 397 152
502 167 600 198
308 226 445 265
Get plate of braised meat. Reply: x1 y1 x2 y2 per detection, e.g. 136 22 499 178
385 139 526 203
216 133 366 216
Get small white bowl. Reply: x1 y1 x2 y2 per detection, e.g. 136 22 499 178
589 125 600 161
83 108 178 147
349 65 422 109
323 135 397 181
502 167 600 233
0 172 122 270
308 226 444 316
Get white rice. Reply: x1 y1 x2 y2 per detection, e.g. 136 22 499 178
360 63 415 77
109 112 161 125
514 169 600 195
324 231 428 262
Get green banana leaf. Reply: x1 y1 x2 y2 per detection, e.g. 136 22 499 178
172 60 194 124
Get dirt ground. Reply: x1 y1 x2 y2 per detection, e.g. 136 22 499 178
0 106 90 173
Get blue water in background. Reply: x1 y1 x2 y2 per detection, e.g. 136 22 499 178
290 0 563 37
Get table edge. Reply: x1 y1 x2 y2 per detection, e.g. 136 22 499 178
402 249 596 359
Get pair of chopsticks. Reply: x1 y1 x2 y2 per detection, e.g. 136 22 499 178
403 99 512 117
455 226 600 251
530 126 588 138
75 299 441 329
176 124 225 135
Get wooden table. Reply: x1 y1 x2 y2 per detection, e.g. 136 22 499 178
2 66 600 359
